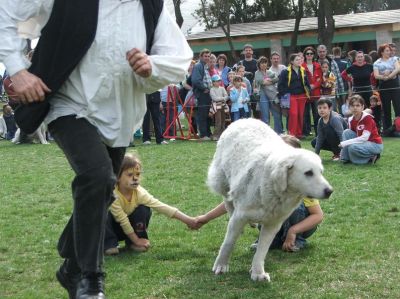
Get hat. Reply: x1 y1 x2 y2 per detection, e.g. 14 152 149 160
211 74 221 82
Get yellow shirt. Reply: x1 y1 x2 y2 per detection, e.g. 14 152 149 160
110 186 178 235
304 198 320 208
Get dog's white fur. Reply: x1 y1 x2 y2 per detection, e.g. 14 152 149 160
12 123 48 144
207 119 333 282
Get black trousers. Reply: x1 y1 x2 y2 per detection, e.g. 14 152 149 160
379 79 400 130
48 115 126 274
311 126 341 155
196 92 212 138
303 101 319 135
104 205 152 250
142 99 163 144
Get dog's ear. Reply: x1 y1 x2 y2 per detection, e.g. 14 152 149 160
270 155 296 193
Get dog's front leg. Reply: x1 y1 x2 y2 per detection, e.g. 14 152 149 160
213 213 246 275
250 223 281 282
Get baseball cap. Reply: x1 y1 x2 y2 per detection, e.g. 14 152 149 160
211 74 221 82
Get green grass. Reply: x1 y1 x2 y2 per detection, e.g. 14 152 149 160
0 136 399 299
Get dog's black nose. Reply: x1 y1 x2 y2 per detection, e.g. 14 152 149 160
324 188 333 198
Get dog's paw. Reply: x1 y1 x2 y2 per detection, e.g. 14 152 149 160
212 263 229 275
250 268 270 282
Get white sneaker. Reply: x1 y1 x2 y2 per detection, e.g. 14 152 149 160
199 136 211 141
105 247 119 255
160 140 168 145
143 141 151 145
169 138 176 142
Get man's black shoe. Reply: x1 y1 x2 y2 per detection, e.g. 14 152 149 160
56 264 80 299
76 272 106 299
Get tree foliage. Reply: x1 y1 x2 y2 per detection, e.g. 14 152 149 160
193 0 399 55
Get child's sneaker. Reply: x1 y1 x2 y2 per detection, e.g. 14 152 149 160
332 154 340 161
105 247 119 255
129 244 148 252
370 154 381 164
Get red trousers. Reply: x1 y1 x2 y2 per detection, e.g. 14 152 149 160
288 93 307 138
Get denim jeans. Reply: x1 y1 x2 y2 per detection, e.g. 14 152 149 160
259 93 283 134
232 108 246 122
48 115 126 273
340 129 383 164
269 203 316 250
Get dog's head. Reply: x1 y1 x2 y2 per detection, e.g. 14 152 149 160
270 149 333 199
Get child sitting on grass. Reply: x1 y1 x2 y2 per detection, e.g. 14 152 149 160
104 153 196 255
194 135 324 252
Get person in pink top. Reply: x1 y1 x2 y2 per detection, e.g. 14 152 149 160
339 94 383 164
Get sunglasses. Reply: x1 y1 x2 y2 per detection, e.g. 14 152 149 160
305 52 314 56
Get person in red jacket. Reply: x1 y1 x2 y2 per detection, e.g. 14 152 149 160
302 46 322 136
339 94 383 164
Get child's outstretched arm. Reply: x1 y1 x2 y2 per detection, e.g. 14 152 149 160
173 210 197 230
282 204 324 251
193 202 227 229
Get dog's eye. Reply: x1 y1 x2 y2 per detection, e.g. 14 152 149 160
304 170 314 177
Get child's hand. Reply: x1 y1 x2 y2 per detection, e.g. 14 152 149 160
190 215 209 230
282 230 297 252
186 216 201 230
135 238 150 249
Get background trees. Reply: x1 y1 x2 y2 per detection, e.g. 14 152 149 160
193 0 399 55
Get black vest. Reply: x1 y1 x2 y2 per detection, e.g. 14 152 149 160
15 0 163 134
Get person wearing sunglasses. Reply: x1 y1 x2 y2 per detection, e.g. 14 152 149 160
302 47 322 136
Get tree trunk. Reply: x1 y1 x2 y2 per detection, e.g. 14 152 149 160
173 0 184 28
318 0 335 51
220 25 237 62
289 0 304 54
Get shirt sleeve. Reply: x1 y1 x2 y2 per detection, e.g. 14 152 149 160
340 130 371 147
133 5 193 93
137 187 178 218
0 0 53 76
330 115 345 142
331 60 344 94
303 198 320 207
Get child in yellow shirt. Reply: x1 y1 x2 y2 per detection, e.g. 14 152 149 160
104 154 196 255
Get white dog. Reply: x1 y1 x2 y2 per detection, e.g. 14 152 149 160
207 118 333 282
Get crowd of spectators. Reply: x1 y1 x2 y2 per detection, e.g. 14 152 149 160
2 42 400 152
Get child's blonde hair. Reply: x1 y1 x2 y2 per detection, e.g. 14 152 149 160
118 153 142 179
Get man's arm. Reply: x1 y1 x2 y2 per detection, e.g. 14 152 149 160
131 4 193 93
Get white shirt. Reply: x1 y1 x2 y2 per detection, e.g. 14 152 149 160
0 0 193 147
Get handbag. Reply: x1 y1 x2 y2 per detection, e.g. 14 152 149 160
280 93 290 109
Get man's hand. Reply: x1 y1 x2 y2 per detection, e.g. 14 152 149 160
10 69 51 104
126 48 152 78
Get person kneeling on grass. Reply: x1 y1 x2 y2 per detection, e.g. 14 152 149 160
104 154 197 255
339 94 383 165
194 135 324 252
311 98 347 161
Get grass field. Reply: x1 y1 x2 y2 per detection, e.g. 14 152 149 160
0 136 399 299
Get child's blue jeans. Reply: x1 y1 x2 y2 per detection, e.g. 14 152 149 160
269 203 317 250
340 129 383 164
